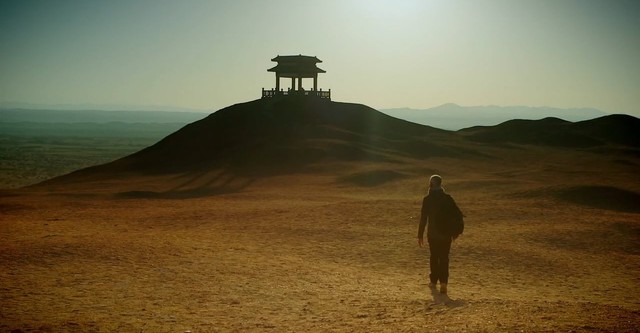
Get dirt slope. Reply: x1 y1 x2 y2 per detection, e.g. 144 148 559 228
1 162 639 332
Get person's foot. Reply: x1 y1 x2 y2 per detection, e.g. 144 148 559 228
440 283 447 294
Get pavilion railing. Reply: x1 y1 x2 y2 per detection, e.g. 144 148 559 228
262 88 331 100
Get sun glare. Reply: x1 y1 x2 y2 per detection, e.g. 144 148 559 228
354 0 432 19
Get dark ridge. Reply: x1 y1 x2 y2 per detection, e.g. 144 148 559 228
572 114 640 147
460 114 640 148
460 117 601 147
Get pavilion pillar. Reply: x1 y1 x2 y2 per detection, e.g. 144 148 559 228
313 73 318 91
291 77 295 91
298 77 303 90
275 74 280 91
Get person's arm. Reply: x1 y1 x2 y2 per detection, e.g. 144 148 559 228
417 197 428 247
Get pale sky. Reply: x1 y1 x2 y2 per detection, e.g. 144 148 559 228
1 0 639 116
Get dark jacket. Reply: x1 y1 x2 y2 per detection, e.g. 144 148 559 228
418 188 463 239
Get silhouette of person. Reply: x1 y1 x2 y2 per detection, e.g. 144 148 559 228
417 175 464 294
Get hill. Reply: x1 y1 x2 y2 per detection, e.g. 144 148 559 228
460 114 640 148
31 99 640 196
41 97 468 183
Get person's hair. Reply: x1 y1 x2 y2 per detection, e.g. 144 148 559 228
429 174 442 187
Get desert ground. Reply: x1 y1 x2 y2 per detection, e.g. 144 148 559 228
1 141 639 332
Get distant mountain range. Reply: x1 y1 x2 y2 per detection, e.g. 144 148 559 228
379 104 607 130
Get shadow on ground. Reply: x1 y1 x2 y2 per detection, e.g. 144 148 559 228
114 170 255 199
553 186 640 213
337 170 408 187
429 285 467 308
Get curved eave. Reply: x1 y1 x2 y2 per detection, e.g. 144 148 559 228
268 66 326 76
271 55 322 63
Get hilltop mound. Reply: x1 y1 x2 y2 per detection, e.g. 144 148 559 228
33 99 639 195
460 114 640 148
40 97 466 188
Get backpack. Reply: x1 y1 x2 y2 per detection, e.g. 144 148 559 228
434 195 464 237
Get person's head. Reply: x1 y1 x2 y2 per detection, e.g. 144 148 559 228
429 174 443 189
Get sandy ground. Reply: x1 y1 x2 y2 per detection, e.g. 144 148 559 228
1 150 640 332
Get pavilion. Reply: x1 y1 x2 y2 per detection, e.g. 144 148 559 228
262 55 330 99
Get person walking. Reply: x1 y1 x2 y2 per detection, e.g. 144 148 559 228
417 175 464 294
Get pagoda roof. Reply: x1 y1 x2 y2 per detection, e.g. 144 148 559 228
268 54 326 77
271 55 322 63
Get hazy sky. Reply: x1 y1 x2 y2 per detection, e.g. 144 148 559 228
1 0 639 115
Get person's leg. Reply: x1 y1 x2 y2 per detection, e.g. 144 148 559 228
427 238 440 285
440 237 452 284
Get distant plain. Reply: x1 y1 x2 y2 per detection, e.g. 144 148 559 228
0 109 205 188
